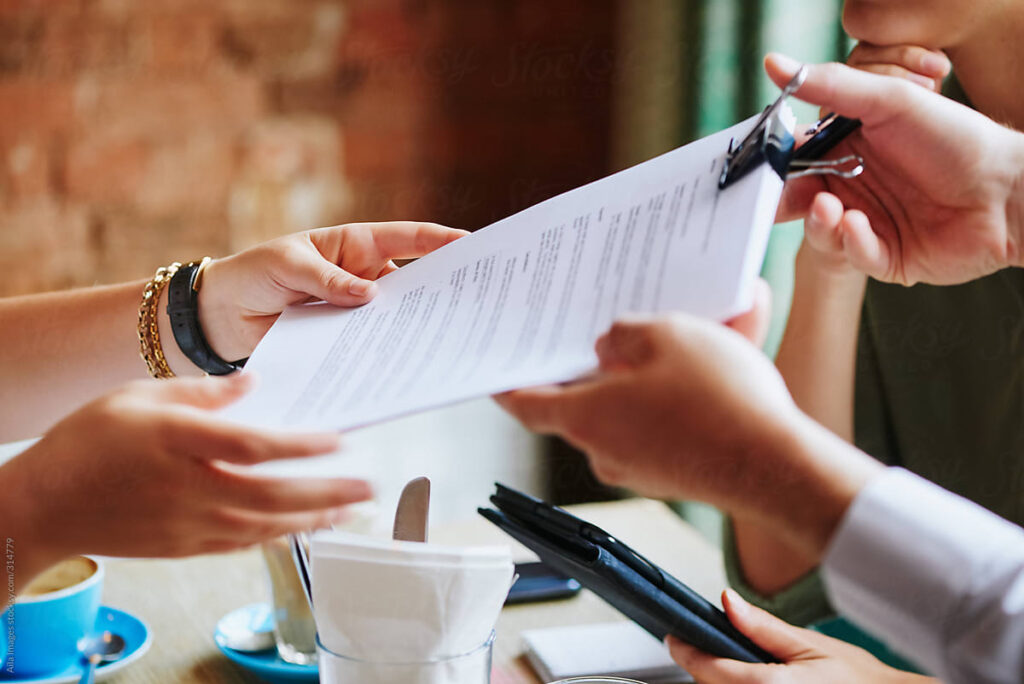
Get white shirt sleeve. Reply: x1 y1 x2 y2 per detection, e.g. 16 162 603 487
822 467 1024 684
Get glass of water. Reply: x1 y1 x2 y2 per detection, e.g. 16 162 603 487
261 537 317 665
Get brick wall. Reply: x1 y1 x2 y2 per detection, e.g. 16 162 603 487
0 0 616 297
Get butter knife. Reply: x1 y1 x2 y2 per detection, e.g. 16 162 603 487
393 477 430 542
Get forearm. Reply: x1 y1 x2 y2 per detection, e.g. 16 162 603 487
732 247 866 595
728 412 883 567
0 278 202 441
775 244 866 441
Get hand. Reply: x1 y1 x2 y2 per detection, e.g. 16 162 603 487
495 280 880 540
0 374 371 589
797 45 950 276
497 282 881 557
772 54 1024 285
667 589 937 684
196 221 468 363
497 283 796 501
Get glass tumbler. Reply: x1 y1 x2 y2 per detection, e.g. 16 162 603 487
317 631 495 684
260 537 317 665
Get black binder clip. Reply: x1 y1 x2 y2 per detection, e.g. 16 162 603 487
719 65 865 190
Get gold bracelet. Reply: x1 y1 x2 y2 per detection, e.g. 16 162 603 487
138 262 181 379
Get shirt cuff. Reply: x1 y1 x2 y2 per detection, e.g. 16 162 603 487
822 467 1024 683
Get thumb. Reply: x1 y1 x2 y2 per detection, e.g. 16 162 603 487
149 373 257 410
595 317 663 370
726 278 772 347
721 589 815 661
283 244 379 307
765 53 919 127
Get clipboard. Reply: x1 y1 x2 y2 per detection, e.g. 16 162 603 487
719 65 865 190
479 483 777 664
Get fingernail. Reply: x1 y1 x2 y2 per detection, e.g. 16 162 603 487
768 52 802 76
909 73 938 90
348 279 376 297
810 199 826 224
724 588 749 614
920 52 949 76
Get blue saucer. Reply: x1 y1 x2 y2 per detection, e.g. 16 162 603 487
0 606 151 683
214 605 318 684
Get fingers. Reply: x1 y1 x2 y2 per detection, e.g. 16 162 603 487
164 412 341 465
839 209 894 281
764 53 919 126
804 192 846 256
847 43 950 91
801 192 895 280
366 221 469 260
665 589 816 683
282 240 379 307
318 221 468 264
849 63 942 91
666 637 764 684
206 469 373 513
775 174 826 223
494 385 572 434
721 589 815 661
206 506 356 546
726 278 772 348
132 373 256 410
295 222 465 303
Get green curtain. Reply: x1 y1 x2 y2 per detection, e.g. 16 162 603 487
675 0 848 543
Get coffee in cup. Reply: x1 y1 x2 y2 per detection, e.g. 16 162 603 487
1 555 104 678
20 556 97 597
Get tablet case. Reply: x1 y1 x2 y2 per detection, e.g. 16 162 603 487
479 484 774 664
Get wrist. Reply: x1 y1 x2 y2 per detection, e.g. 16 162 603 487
195 257 252 363
746 412 883 562
156 257 249 375
156 276 204 377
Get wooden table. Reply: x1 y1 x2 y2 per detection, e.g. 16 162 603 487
100 499 727 683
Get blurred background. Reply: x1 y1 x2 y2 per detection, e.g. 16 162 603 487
0 0 849 533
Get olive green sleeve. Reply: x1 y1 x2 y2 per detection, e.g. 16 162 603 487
720 516 837 627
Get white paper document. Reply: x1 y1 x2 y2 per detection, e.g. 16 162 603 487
225 113 788 432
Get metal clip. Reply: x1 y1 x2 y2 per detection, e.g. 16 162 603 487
719 65 807 189
720 64 868 190
788 155 864 180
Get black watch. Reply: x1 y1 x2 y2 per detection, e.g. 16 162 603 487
166 259 247 375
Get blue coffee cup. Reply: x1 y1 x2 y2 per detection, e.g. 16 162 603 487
1 556 103 678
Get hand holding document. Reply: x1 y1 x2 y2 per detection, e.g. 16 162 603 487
224 112 791 432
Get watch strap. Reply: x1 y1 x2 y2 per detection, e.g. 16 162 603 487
166 260 247 375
